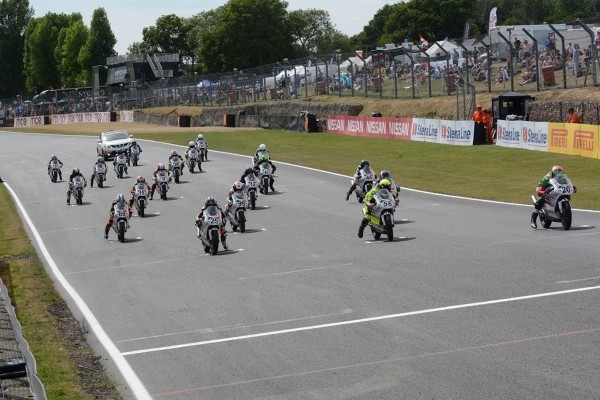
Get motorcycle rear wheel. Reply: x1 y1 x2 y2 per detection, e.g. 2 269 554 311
250 191 256 210
540 214 552 229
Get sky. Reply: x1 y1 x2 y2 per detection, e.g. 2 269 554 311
28 0 397 55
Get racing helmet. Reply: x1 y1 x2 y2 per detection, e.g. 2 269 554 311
116 193 125 203
258 144 267 151
137 176 145 183
157 163 165 170
360 159 370 168
188 141 195 148
379 179 391 190
171 150 178 156
72 167 80 174
380 170 390 179
51 155 57 160
259 154 269 162
233 181 244 191
551 165 564 177
244 167 254 176
197 134 204 139
97 156 104 163
205 196 217 207
131 141 136 145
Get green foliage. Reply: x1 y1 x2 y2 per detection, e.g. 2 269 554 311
0 0 33 97
287 9 335 55
57 17 88 87
78 7 116 86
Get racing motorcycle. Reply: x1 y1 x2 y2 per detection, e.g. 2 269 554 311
226 191 248 232
133 183 149 217
112 202 130 243
186 148 200 173
48 160 62 183
257 162 273 194
71 175 86 205
197 142 208 162
364 188 396 241
129 146 141 166
155 171 170 200
196 205 226 255
114 153 128 178
531 174 576 230
93 163 107 188
170 157 182 183
243 171 259 210
352 166 376 203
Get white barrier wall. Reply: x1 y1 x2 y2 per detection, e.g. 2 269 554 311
496 120 549 152
14 116 45 127
50 112 111 125
120 111 134 122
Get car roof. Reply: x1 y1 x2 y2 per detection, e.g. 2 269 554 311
100 129 129 139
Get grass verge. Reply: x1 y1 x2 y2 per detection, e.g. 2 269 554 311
0 184 121 399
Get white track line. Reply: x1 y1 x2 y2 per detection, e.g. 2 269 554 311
4 183 151 400
121 285 600 356
239 262 354 280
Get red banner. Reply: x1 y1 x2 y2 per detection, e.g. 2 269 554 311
326 115 412 140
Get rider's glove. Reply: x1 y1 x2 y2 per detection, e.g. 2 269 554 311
544 187 554 194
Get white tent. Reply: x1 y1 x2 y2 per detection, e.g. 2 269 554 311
339 55 372 72
425 40 459 57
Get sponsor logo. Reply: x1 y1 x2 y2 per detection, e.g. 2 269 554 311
498 125 520 142
550 129 568 148
367 120 386 135
347 119 364 133
441 124 471 140
573 130 594 151
522 127 547 145
388 121 410 136
411 122 438 137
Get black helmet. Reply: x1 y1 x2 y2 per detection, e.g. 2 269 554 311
360 160 369 168
205 196 216 207
244 167 254 176
380 170 390 179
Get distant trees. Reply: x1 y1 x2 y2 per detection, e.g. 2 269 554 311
0 0 33 97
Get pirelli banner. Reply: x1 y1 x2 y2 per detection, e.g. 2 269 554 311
497 120 599 159
326 115 475 146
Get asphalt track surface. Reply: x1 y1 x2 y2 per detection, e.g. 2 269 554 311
1 131 599 400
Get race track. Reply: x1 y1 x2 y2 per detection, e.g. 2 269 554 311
1 131 599 400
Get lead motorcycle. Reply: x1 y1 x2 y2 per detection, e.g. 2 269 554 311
352 166 376 203
531 173 576 230
93 163 107 188
48 160 62 183
133 183 149 217
112 202 130 243
71 175 86 205
170 157 182 183
129 146 141 166
196 206 226 255
243 171 259 209
114 153 128 178
364 188 396 241
226 191 248 232
155 170 170 200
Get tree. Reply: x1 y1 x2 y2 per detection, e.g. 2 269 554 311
187 8 223 74
200 0 292 72
287 9 334 55
142 14 191 54
55 17 88 87
78 8 116 85
0 0 33 97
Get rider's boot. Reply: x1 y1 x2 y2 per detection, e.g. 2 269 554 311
270 177 275 192
221 236 228 251
104 223 110 239
149 186 155 200
90 175 94 188
358 218 368 238
530 210 538 229
66 191 71 205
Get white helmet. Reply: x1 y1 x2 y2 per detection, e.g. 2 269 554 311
197 134 204 139
258 144 267 151
188 141 195 147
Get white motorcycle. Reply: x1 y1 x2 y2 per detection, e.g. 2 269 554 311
531 174 576 230
112 202 130 243
133 183 149 217
226 191 248 232
197 141 208 161
196 206 226 255
186 148 200 173
48 160 62 183
114 154 128 178
352 166 376 203
243 172 259 210
170 157 182 183
364 188 396 241
93 163 107 188
155 171 170 200
257 163 273 194
129 146 140 166
71 175 86 205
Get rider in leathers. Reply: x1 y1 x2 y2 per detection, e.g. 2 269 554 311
113 149 129 175
149 163 172 200
128 176 150 208
531 165 565 229
346 160 376 201
48 155 63 180
185 141 202 171
127 140 142 166
225 181 245 215
196 197 228 250
66 168 87 205
254 154 277 192
90 156 107 188
357 178 392 238
103 194 132 239
168 150 184 175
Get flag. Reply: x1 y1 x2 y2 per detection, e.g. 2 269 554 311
489 7 497 30
463 18 472 40
419 35 429 49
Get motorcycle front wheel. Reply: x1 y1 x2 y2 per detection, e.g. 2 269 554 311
249 191 256 210
210 234 219 255
118 224 125 243
139 201 145 217
383 214 394 241
560 202 572 230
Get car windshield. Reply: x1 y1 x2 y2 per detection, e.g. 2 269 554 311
103 131 129 141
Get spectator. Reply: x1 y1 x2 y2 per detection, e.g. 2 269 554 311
572 43 582 77
482 108 494 144
522 39 532 59
471 104 484 122
567 107 581 123
545 33 555 56
519 65 537 85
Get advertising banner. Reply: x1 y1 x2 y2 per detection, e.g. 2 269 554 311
552 123 599 158
520 121 549 152
120 110 134 122
50 112 111 124
411 118 440 143
440 120 474 146
326 115 411 140
548 123 569 155
496 120 522 148
14 116 45 127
